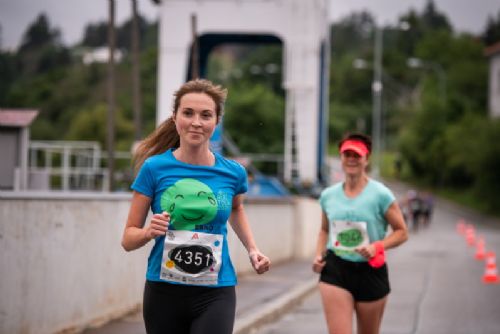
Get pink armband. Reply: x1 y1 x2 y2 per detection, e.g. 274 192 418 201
368 241 385 268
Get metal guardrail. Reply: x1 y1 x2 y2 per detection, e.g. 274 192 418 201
28 141 132 191
27 139 289 194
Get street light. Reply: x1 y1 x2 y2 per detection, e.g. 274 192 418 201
354 21 409 178
353 58 369 70
371 25 383 178
407 57 447 102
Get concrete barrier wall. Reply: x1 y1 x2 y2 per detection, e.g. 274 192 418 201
0 192 321 334
293 197 324 259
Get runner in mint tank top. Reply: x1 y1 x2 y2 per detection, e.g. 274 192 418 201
121 79 270 334
312 132 408 334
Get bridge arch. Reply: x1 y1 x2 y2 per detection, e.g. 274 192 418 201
156 0 330 186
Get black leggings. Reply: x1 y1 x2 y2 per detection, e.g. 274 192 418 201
143 280 236 334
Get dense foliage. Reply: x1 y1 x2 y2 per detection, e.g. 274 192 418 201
0 13 158 151
326 2 499 212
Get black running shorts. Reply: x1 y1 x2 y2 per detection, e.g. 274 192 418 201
319 250 390 302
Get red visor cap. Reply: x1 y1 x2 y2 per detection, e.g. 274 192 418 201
340 140 369 157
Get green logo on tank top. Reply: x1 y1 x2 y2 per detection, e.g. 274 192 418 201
337 228 364 247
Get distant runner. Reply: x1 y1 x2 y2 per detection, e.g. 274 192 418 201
312 132 408 334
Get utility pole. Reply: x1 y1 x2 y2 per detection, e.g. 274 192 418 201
371 25 383 178
190 13 199 79
407 57 447 103
107 0 116 191
131 0 142 141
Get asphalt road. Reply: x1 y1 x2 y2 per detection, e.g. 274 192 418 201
257 182 500 334
82 180 500 334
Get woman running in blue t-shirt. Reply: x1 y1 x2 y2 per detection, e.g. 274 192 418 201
121 79 271 334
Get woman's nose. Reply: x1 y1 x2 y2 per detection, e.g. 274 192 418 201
191 115 202 126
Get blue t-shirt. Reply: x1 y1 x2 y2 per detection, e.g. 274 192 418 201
319 179 395 262
132 148 248 287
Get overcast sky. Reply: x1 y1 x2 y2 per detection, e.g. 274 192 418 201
0 0 499 50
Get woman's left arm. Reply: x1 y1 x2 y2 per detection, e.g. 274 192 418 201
229 194 270 274
382 201 409 250
356 201 409 259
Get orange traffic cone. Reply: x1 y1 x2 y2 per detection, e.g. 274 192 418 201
474 237 486 260
482 252 500 284
456 220 466 235
465 225 476 247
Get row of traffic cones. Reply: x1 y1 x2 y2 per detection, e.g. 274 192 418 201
456 219 499 284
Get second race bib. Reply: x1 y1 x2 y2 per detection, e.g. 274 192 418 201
331 220 369 254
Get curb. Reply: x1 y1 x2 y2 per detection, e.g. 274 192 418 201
234 278 318 334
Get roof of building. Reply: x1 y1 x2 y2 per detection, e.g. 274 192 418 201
484 41 500 57
0 109 39 127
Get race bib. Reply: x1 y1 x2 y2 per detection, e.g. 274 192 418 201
160 230 223 285
331 220 369 254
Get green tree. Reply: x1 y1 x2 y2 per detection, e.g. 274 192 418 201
397 10 424 56
471 120 500 211
81 16 155 51
17 13 71 76
228 44 283 95
0 51 17 104
138 47 158 134
442 113 483 187
330 11 374 58
224 83 284 155
81 22 108 47
117 14 149 51
482 10 500 46
65 103 134 151
444 115 500 212
420 0 452 32
18 13 61 52
413 30 487 118
399 93 448 184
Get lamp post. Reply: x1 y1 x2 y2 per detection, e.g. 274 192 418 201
107 0 116 191
350 29 384 178
354 21 409 178
371 25 383 178
407 57 447 102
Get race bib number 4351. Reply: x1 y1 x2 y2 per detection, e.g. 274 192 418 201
160 230 223 285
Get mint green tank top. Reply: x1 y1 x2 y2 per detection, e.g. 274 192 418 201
319 179 395 262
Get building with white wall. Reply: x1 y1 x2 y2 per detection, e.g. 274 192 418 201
0 109 38 190
485 41 500 118
81 46 123 65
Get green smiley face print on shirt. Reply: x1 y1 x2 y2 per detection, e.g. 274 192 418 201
160 178 218 230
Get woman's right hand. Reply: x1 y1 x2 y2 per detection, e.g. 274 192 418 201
312 253 326 273
144 211 170 240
